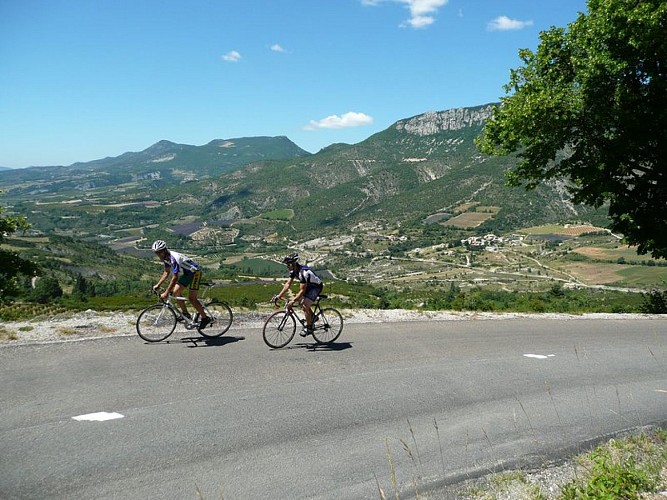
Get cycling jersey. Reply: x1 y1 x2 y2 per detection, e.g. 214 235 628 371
290 265 323 286
162 250 201 275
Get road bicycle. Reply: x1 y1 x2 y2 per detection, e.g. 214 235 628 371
136 283 233 342
262 294 343 349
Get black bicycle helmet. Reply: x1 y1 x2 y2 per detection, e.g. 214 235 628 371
282 253 299 264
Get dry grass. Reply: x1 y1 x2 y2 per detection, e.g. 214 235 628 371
444 212 495 228
57 327 79 336
561 263 625 285
0 326 19 341
574 246 667 264
522 224 606 237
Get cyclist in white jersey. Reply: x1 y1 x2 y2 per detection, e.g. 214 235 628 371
273 253 323 336
151 240 210 329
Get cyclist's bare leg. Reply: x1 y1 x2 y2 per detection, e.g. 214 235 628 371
172 283 190 315
301 297 314 328
188 288 207 319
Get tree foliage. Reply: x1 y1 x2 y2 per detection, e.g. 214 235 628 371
477 0 667 258
0 200 40 301
31 276 63 304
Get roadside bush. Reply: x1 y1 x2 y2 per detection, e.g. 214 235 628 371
561 432 666 499
640 288 667 314
30 276 63 304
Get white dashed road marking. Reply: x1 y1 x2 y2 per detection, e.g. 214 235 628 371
523 354 556 359
72 412 124 422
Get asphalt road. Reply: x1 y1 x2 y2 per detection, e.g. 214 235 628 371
1 318 666 499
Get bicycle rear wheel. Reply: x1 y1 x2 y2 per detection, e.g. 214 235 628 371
198 301 233 337
262 310 296 348
136 304 177 342
312 308 343 344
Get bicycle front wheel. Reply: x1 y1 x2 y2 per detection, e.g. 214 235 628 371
136 304 177 342
312 308 344 344
262 311 296 349
198 301 233 337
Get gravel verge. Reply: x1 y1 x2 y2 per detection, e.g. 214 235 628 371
0 308 663 345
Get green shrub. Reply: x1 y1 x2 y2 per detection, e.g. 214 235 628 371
561 433 667 499
640 288 667 314
561 451 653 499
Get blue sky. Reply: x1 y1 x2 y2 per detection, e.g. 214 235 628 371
1 0 587 168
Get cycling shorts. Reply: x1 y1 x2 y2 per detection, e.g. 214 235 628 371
177 270 202 291
303 284 323 302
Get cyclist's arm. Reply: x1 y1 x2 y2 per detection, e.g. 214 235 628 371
289 282 307 307
159 272 179 300
275 277 294 301
154 268 170 290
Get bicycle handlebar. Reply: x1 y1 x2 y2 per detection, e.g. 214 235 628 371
271 295 284 306
152 289 190 304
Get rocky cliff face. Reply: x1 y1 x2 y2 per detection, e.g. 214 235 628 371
395 105 495 136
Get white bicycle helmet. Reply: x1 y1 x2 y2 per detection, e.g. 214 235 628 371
152 240 168 252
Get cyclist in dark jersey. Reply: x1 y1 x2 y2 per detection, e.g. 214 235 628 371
151 240 210 329
273 253 323 336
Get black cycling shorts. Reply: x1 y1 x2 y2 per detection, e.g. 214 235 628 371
303 284 323 302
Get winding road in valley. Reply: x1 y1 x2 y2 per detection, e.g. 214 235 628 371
1 318 666 499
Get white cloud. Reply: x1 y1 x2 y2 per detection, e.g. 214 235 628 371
487 16 534 31
221 50 241 62
405 0 448 18
270 44 286 53
304 112 374 130
402 14 435 29
362 0 448 29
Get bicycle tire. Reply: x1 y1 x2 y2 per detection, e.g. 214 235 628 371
262 310 296 349
312 307 344 344
198 301 233 337
136 304 177 342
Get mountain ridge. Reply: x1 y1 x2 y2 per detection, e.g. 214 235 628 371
0 135 311 188
165 103 606 242
0 103 608 251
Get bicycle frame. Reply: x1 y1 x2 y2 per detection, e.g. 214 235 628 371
280 298 323 327
137 283 233 343
154 283 214 329
262 295 343 348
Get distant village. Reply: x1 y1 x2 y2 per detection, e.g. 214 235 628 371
460 233 525 251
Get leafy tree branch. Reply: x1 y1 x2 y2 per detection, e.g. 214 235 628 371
476 0 667 258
